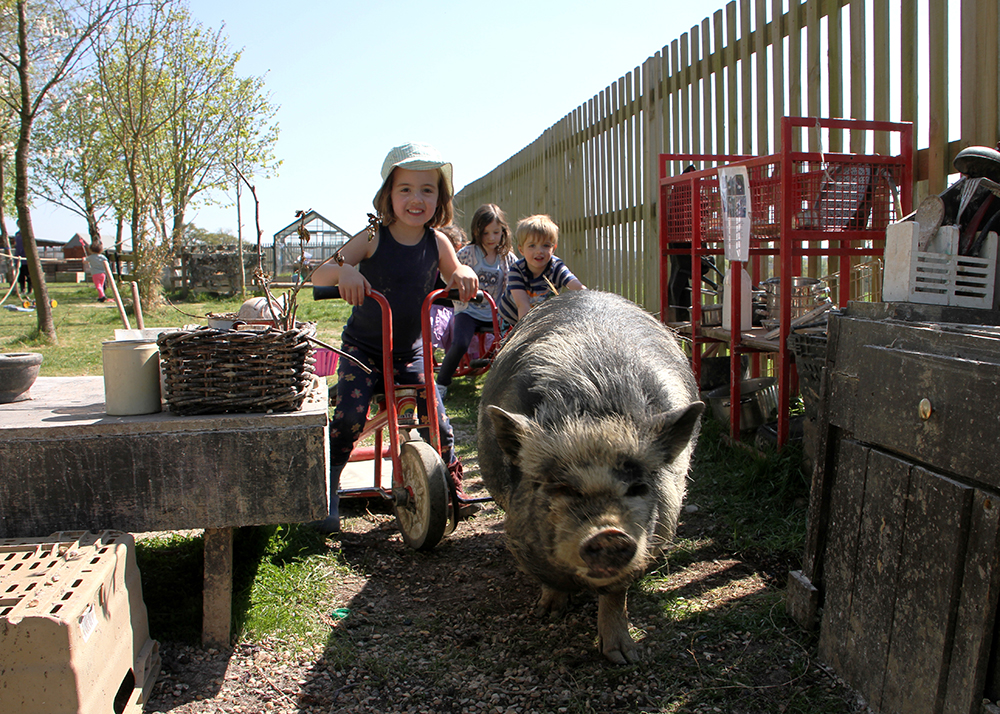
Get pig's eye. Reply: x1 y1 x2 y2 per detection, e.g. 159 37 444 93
544 482 580 498
625 483 650 499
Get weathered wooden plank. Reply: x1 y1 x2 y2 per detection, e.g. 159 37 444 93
754 0 768 155
739 0 753 154
726 1 739 156
839 340 1000 486
787 0 802 150
943 489 1000 714
816 439 873 679
839 449 910 706
806 0 821 144
771 0 785 148
713 9 726 155
827 1 843 151
702 17 713 157
927 0 948 195
690 24 702 157
0 424 329 536
872 0 890 154
849 0 866 154
882 467 972 713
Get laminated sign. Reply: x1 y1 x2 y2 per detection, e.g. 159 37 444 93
719 166 751 261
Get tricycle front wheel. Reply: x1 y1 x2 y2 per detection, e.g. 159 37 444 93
394 439 449 550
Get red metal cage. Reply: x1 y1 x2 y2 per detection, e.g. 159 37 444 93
659 116 913 445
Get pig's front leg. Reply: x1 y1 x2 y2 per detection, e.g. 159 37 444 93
598 590 638 664
534 584 569 617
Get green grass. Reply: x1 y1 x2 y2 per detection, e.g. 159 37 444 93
1 282 351 375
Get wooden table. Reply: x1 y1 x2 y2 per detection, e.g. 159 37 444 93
0 377 329 647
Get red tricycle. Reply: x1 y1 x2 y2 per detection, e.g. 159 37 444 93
429 293 506 379
313 285 498 550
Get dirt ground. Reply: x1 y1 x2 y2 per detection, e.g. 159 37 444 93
144 464 870 714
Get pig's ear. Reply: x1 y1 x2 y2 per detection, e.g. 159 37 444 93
649 401 706 464
487 405 533 464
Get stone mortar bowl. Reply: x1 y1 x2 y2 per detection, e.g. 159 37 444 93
0 352 43 403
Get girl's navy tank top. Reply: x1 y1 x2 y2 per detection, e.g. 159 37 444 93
342 225 440 359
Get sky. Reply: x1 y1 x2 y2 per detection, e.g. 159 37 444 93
29 0 714 243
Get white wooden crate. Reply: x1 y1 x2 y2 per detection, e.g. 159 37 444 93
883 221 998 309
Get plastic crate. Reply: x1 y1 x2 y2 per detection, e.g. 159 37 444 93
883 221 998 309
0 531 160 714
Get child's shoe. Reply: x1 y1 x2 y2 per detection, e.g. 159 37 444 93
448 458 479 519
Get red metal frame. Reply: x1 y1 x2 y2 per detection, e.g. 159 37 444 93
659 116 914 446
427 290 503 380
338 289 450 501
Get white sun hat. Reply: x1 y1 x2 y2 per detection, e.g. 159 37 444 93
377 142 454 199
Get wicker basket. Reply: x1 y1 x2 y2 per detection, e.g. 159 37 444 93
157 323 317 416
787 332 828 416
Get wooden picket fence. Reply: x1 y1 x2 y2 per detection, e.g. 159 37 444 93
455 0 999 314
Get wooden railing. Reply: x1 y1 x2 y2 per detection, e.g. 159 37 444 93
455 0 999 314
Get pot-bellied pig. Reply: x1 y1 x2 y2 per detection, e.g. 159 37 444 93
478 290 704 664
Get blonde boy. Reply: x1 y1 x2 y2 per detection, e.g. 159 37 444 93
498 214 586 326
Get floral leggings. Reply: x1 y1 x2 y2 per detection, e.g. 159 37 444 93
329 342 456 482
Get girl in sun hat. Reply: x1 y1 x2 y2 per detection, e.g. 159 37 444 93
311 142 479 533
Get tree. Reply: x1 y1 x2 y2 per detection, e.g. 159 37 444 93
93 0 177 309
89 1 279 310
0 0 131 342
32 78 118 246
157 10 279 256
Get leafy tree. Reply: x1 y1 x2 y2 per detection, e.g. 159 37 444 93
32 79 117 246
88 0 278 310
93 0 177 309
0 0 131 341
157 10 279 256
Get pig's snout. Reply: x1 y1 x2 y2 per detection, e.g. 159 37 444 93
580 529 637 579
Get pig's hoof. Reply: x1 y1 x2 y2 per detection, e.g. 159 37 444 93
600 631 639 665
533 586 569 618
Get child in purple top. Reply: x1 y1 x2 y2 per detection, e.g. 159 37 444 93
435 204 515 397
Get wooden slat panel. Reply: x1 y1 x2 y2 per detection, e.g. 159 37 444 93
788 0 803 150
820 448 911 709
713 9 727 155
816 439 873 680
827 0 843 150
771 0 785 149
755 0 768 155
927 0 948 194
627 70 640 302
726 1 739 156
974 0 999 147
873 0 890 154
943 489 1000 714
644 53 663 306
849 0 866 153
702 17 713 156
881 466 972 713
740 0 753 153
806 0 821 149
690 24 701 156
452 0 991 311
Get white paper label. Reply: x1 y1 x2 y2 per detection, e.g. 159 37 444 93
79 604 98 643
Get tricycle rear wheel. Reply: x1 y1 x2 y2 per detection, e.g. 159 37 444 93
394 439 449 550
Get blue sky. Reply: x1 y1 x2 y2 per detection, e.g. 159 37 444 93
31 0 713 242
